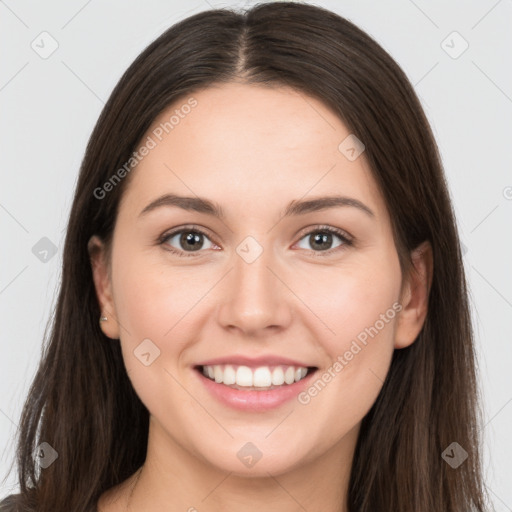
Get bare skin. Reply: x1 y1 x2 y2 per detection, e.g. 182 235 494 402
90 82 433 512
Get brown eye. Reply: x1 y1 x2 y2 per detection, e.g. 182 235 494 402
160 228 215 256
295 226 353 254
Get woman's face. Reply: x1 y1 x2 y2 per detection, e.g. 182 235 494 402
90 82 427 477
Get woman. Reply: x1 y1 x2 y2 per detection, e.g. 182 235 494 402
0 2 489 511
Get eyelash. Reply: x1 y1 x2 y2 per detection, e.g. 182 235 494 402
157 224 354 258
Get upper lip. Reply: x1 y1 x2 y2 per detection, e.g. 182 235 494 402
195 355 316 368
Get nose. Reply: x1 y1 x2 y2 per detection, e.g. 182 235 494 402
216 243 293 337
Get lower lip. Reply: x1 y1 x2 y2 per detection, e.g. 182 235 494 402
195 368 317 412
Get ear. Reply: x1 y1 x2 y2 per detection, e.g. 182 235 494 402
88 235 120 340
394 240 433 349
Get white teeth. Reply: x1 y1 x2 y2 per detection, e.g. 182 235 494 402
253 367 272 387
236 366 253 386
284 367 295 385
200 364 310 388
271 367 285 385
223 365 236 385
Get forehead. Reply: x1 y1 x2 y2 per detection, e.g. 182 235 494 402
119 82 387 221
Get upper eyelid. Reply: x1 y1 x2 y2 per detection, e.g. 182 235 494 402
295 224 352 241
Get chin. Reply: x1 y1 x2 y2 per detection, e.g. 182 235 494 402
193 437 312 478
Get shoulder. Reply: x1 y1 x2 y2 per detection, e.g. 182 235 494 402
0 493 22 511
0 492 98 512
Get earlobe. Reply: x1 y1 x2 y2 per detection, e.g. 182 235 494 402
394 240 434 349
88 235 120 340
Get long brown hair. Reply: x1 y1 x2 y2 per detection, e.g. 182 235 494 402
2 2 490 511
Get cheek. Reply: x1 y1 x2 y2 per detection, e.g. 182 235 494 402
113 249 202 341
112 259 195 415
292 252 401 429
110 253 184 378
294 251 401 408
301 254 401 352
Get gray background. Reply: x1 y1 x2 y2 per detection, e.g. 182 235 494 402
1 0 511 508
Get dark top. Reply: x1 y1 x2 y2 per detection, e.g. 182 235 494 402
0 494 19 511
0 493 99 511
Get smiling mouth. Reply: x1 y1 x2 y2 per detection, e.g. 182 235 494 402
195 364 318 391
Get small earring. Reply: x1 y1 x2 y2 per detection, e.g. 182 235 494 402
100 315 108 322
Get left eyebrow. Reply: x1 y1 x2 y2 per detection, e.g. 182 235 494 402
138 193 375 219
282 195 375 218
